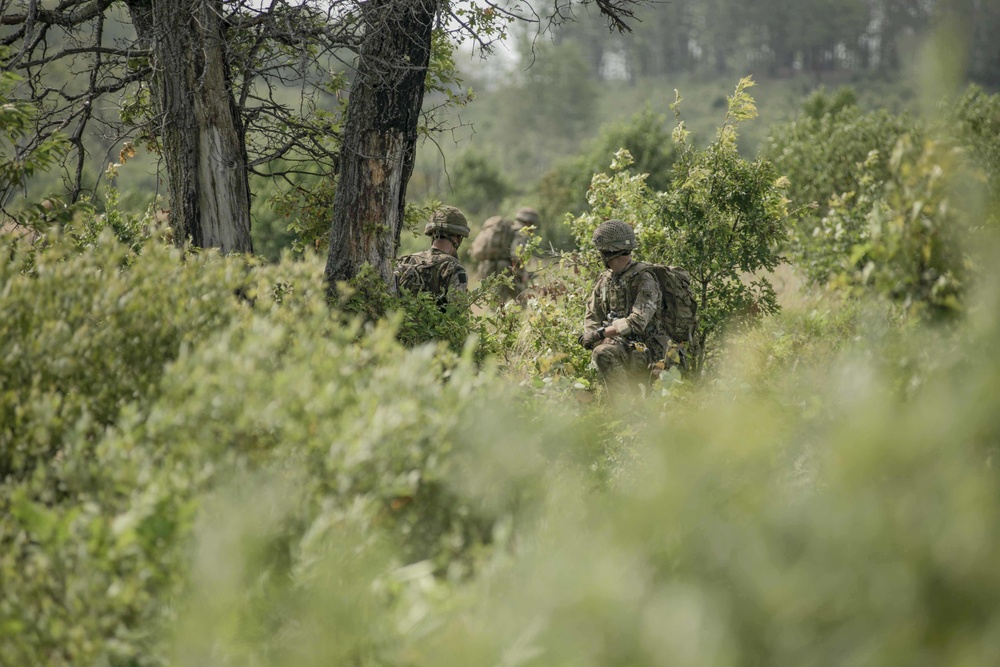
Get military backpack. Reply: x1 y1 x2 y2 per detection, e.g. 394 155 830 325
470 216 517 262
639 263 698 345
395 252 446 297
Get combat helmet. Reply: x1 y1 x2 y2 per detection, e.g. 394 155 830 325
592 219 636 253
424 205 470 238
514 207 540 226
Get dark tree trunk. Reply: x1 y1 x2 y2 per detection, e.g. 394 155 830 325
324 0 437 291
126 0 253 254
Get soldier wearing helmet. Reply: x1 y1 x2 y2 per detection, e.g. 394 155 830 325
470 206 538 301
578 219 668 392
514 206 540 227
394 205 470 307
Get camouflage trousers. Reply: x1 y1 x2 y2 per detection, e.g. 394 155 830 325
478 259 528 301
591 338 657 393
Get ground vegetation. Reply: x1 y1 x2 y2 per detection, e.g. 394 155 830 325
2 12 1000 665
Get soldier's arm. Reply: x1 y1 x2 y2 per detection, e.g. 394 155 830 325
445 264 469 303
584 280 606 333
579 284 607 349
610 272 661 336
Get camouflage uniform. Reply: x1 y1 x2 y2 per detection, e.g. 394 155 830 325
395 205 470 308
584 260 667 388
475 207 537 300
579 219 667 391
395 249 468 306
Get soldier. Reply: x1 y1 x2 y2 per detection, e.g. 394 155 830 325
394 205 470 307
577 219 669 392
470 206 538 301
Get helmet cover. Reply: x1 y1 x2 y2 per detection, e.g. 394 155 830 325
424 205 470 238
592 219 636 252
514 207 540 226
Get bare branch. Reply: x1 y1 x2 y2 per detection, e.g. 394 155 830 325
593 0 645 32
1 0 108 28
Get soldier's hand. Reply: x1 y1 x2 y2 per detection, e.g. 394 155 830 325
603 326 620 338
579 329 603 350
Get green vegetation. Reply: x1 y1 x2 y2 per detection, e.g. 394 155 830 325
4 182 1000 665
6 69 1000 661
762 91 921 285
536 108 679 249
562 79 790 369
0 65 72 211
764 85 1000 317
4 3 1000 663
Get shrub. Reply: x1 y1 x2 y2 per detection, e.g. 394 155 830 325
0 228 245 483
762 91 918 285
5 78 1000 667
841 135 975 319
0 226 562 666
567 78 791 369
406 264 1000 667
536 108 680 248
446 149 513 225
950 85 1000 221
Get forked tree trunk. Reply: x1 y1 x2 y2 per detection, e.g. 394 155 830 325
126 0 253 254
324 0 437 291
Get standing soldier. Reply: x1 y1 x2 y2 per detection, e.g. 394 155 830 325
394 205 470 307
578 219 669 393
470 206 538 301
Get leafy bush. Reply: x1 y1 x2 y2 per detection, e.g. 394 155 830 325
268 175 338 255
5 78 1000 667
568 79 791 369
536 108 680 248
839 136 975 319
763 85 995 320
445 149 513 225
0 228 244 483
950 85 1000 220
0 225 563 666
762 90 918 285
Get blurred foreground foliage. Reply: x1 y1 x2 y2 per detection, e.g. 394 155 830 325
4 81 1000 667
4 202 1000 667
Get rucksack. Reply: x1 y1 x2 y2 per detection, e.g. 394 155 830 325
644 264 698 345
395 252 443 296
470 216 516 261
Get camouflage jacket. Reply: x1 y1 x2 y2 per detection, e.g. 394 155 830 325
472 218 528 261
584 260 667 352
394 248 468 305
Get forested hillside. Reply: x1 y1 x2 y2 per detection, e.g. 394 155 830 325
3 1 1000 665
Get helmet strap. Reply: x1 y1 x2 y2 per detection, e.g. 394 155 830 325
600 249 630 268
432 235 461 257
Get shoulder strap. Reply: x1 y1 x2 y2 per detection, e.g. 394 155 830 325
595 269 612 303
621 260 651 287
631 260 650 273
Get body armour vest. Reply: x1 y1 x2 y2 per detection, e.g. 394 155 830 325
595 261 669 352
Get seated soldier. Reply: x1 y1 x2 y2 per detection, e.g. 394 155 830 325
394 206 470 307
578 219 668 393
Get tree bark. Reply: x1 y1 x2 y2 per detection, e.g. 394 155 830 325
324 0 437 291
126 0 253 254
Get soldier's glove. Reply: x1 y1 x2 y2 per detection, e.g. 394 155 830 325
579 328 604 350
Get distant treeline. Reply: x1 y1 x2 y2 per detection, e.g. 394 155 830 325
554 0 1000 85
